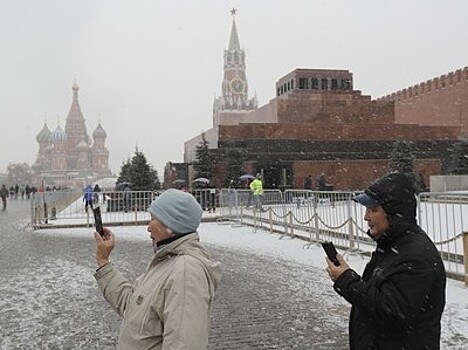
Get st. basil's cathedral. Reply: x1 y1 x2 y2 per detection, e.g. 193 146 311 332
33 82 111 188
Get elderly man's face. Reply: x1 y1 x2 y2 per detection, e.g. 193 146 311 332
364 205 390 239
147 216 174 246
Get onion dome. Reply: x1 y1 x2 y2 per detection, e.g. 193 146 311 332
76 140 89 151
52 124 68 142
36 123 52 143
92 123 107 139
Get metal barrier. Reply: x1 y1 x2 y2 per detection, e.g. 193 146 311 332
418 192 468 280
31 188 222 229
32 190 159 229
30 188 468 282
218 189 468 282
192 188 219 212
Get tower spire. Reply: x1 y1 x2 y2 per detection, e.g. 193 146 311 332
228 8 241 50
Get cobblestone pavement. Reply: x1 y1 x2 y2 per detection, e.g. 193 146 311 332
1 200 346 349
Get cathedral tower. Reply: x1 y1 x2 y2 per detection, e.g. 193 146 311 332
65 82 90 168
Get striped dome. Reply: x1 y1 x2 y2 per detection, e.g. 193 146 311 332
36 123 52 143
52 125 68 142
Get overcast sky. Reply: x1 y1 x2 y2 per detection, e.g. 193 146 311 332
1 0 468 177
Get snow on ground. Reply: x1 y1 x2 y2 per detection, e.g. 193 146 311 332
61 220 468 347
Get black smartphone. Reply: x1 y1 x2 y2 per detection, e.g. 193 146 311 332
93 206 104 236
321 241 340 266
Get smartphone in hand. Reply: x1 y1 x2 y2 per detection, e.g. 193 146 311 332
93 206 104 236
321 241 340 266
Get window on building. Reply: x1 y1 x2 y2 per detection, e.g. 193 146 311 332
331 79 338 90
321 78 328 90
287 81 291 91
341 79 352 90
291 79 294 89
299 78 309 89
311 78 319 89
277 87 281 96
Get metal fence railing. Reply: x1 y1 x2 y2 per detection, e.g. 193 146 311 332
31 189 223 229
31 188 468 283
31 190 160 228
218 189 468 283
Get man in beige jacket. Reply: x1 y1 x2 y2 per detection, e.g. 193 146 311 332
94 189 221 349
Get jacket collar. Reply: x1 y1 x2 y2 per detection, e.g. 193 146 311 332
155 232 200 260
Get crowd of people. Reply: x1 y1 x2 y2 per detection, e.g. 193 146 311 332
0 183 38 209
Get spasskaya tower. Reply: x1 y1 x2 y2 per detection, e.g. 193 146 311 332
213 8 257 127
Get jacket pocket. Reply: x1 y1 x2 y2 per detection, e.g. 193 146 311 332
122 291 162 337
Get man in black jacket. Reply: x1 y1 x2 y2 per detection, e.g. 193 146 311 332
326 172 446 349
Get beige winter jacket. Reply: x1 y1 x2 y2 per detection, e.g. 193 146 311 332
94 232 221 350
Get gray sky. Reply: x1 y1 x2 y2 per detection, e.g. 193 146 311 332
1 0 468 177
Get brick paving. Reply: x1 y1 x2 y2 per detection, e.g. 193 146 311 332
1 200 347 349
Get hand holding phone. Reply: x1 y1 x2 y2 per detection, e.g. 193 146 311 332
321 241 340 266
93 206 104 236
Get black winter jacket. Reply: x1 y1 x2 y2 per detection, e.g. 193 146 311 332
335 173 446 349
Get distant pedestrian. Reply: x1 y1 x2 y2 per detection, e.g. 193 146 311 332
123 184 131 212
304 174 312 190
83 185 94 212
94 189 221 349
0 184 8 209
325 172 446 349
25 185 31 199
245 178 253 208
317 173 326 190
249 173 265 212
93 184 101 204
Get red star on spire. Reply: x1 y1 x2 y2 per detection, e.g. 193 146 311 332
230 7 237 16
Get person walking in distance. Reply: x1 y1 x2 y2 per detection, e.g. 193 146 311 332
250 173 266 212
0 184 8 210
83 184 94 213
325 172 446 349
93 189 221 349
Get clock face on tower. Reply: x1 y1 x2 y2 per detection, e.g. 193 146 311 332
230 78 245 95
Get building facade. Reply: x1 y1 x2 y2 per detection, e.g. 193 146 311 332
171 11 464 191
33 83 111 188
215 67 460 190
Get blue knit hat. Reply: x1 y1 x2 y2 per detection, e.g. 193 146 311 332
148 189 203 234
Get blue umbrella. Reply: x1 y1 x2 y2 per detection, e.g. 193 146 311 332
239 174 255 181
